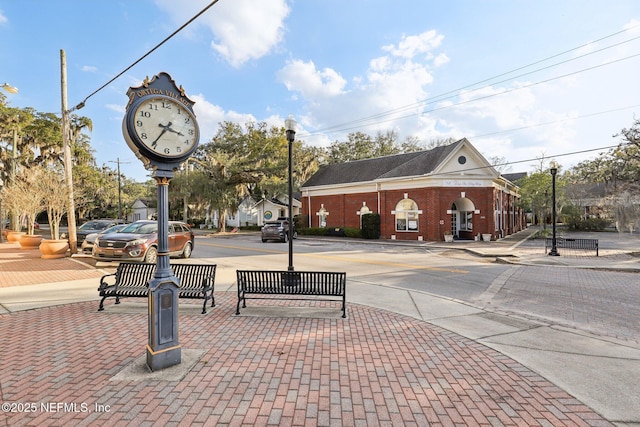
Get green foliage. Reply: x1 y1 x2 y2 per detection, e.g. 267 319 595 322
327 130 428 163
343 227 362 238
299 227 328 236
517 169 566 226
294 214 308 230
361 213 380 239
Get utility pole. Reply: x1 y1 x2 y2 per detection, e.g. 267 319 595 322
61 49 78 253
109 158 130 220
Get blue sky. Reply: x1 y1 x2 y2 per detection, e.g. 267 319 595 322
1 0 639 182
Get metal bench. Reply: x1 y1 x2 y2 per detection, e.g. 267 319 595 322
236 270 347 318
545 237 599 256
98 262 216 314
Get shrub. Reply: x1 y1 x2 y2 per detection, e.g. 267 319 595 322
299 227 327 236
361 213 380 239
343 227 362 238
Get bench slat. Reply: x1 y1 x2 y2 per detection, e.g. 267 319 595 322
236 270 347 317
545 237 599 256
98 263 216 314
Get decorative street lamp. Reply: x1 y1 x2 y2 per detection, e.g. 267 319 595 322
285 115 297 272
548 160 560 256
1 83 19 94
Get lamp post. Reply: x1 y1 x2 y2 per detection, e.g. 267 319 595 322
548 160 560 256
285 115 297 272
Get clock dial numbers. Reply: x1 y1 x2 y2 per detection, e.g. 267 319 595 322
133 97 199 157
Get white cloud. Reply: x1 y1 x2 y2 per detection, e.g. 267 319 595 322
106 103 125 114
434 53 450 67
81 65 98 73
191 94 257 139
382 30 444 59
278 30 445 142
155 0 290 68
277 60 347 99
0 10 7 25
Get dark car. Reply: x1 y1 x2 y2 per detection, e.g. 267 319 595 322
92 220 194 263
76 219 123 245
261 219 297 243
80 223 128 254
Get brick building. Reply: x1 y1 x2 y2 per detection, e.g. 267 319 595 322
300 138 525 241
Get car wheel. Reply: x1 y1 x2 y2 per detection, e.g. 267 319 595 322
262 238 267 243
293 230 298 239
181 242 192 259
281 234 288 243
144 247 158 263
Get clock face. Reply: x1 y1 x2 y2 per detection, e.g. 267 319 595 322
132 96 199 158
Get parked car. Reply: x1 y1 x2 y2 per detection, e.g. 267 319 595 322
3 219 39 229
261 219 297 243
92 220 194 263
76 219 123 245
80 223 128 255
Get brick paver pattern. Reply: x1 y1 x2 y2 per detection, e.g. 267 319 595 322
493 265 640 343
0 247 104 288
0 294 610 426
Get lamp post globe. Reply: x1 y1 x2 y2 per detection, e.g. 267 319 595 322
285 115 297 271
548 160 560 256
1 83 18 94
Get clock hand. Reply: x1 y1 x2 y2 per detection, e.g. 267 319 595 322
163 121 185 136
167 128 184 136
151 124 169 148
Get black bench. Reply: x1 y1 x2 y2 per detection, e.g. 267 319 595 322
98 262 216 314
545 237 599 256
236 270 347 318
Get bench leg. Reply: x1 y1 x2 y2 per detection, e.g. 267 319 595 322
235 296 244 315
98 296 107 311
115 296 121 305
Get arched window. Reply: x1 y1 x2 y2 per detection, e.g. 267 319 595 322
358 203 371 228
394 198 420 232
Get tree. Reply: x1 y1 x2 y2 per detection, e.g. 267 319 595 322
567 119 640 231
517 165 565 229
1 167 45 235
193 121 292 231
39 166 69 240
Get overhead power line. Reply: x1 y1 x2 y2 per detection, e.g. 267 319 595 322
299 52 640 138
70 0 221 111
299 23 640 138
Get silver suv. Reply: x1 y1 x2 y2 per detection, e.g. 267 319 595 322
261 219 297 243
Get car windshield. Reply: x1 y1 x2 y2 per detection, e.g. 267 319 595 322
120 222 157 234
102 224 127 234
79 221 112 231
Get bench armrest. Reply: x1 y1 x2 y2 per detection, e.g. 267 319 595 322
98 272 117 291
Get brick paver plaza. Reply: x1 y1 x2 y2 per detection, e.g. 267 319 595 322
1 295 609 426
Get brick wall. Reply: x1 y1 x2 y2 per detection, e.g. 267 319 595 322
303 186 524 241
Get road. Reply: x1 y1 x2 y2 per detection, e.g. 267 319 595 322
195 234 509 301
192 233 640 343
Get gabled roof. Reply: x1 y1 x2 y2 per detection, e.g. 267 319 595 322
302 140 464 188
502 172 527 183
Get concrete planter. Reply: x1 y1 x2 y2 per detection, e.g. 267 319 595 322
19 234 43 249
444 234 454 242
39 239 70 259
6 231 26 243
482 233 492 242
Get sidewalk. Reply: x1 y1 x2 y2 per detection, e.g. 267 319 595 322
0 231 638 426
